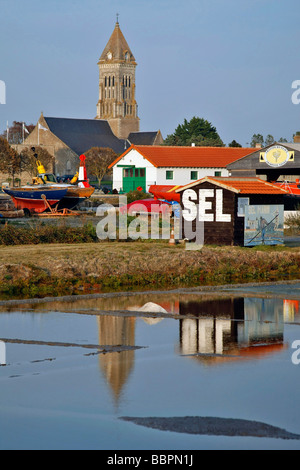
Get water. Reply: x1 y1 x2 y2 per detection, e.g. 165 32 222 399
0 283 300 450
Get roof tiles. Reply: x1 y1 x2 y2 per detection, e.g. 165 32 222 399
109 145 257 169
177 177 288 195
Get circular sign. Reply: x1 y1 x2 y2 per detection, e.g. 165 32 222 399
263 145 290 168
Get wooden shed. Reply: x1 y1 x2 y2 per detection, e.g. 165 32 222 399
176 177 288 246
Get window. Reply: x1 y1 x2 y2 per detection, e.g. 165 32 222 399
191 171 198 180
214 171 222 177
140 168 145 177
166 170 174 180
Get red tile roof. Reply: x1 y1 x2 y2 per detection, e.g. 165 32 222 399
177 177 288 195
108 145 257 169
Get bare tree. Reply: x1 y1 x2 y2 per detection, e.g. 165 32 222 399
85 147 117 186
20 146 54 177
1 121 34 144
0 137 23 185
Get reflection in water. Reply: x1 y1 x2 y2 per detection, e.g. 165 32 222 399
179 298 286 362
98 316 136 403
96 296 291 400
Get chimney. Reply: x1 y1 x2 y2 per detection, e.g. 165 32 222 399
294 132 300 143
191 143 195 147
255 143 262 149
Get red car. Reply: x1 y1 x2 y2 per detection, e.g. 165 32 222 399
119 198 171 215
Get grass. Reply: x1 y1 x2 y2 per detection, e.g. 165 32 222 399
0 241 300 299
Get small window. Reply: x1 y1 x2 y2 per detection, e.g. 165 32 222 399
135 169 139 177
140 168 145 177
214 171 222 177
191 171 198 180
166 170 173 180
124 169 129 177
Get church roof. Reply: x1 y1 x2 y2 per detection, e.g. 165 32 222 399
127 132 161 146
44 117 126 155
98 21 136 64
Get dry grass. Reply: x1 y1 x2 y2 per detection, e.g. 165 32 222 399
0 241 300 299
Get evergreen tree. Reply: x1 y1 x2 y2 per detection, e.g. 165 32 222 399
164 117 224 147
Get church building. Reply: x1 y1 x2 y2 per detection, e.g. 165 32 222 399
16 20 163 178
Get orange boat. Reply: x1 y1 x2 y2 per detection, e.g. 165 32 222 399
149 185 182 203
273 179 300 196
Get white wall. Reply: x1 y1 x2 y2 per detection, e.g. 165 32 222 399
156 168 229 186
112 148 229 192
112 148 157 191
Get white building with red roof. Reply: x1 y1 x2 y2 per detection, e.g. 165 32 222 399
108 144 257 193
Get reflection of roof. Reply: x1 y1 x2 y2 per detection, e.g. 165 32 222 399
109 145 256 169
44 117 125 155
176 177 289 195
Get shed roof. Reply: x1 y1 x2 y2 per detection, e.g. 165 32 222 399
108 145 257 169
176 177 288 195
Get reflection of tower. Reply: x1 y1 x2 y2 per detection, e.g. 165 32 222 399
97 316 136 403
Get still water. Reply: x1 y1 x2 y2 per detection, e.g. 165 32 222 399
0 283 300 450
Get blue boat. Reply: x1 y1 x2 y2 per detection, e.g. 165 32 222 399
4 186 68 215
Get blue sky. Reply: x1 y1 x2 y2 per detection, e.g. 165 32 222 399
1 0 300 146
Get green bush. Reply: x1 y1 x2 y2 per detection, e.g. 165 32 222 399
0 223 99 246
126 190 152 204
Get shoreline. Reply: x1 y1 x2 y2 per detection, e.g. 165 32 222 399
1 241 300 300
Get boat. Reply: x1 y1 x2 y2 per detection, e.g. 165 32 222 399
272 180 300 210
31 153 95 211
272 180 300 196
3 186 68 215
148 185 182 203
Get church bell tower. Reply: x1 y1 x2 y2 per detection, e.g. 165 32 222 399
96 19 140 140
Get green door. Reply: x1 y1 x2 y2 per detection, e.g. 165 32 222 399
123 168 146 192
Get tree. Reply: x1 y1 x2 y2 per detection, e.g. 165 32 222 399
20 146 54 177
265 134 275 146
84 147 117 186
1 121 34 144
0 137 23 185
228 139 242 147
250 133 264 148
164 117 224 147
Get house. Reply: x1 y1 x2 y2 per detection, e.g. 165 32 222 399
227 139 300 182
108 145 257 193
176 176 287 246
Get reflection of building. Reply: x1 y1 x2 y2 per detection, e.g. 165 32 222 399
283 299 300 322
179 298 285 363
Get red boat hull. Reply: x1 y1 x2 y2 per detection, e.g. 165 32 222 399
10 196 62 214
149 185 182 203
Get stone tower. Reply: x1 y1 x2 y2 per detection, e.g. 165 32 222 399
96 20 140 140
